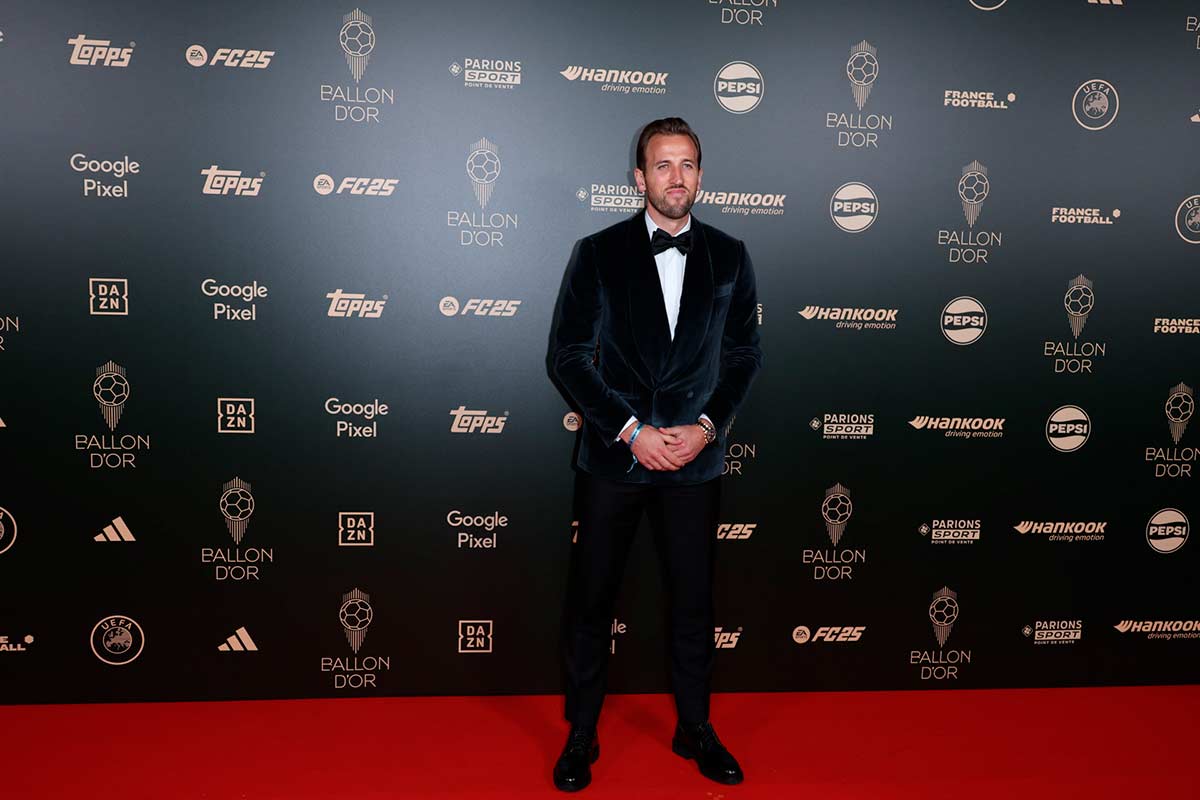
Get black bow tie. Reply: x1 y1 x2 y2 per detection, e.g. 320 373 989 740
650 228 692 256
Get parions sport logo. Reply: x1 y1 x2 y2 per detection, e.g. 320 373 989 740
576 183 643 213
908 416 1004 439
559 64 668 95
810 412 874 440
917 519 981 544
829 182 877 232
1045 405 1091 452
447 58 521 90
1022 620 1082 645
713 61 763 113
185 44 274 69
68 34 134 67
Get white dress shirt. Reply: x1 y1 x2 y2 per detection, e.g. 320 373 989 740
615 212 711 441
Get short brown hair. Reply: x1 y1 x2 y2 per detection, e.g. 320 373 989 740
635 117 702 172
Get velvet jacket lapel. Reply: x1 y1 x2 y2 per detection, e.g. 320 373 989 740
626 209 714 384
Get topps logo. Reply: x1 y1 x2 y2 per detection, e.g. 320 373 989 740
68 35 134 67
201 166 264 196
449 406 507 434
714 627 742 649
326 290 387 318
717 523 756 540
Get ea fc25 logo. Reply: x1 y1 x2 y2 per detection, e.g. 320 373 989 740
793 625 865 644
1073 79 1119 131
1147 508 1189 554
459 620 493 653
714 61 763 114
185 45 274 69
1046 405 1091 452
829 182 877 233
1175 196 1200 244
439 297 521 317
217 398 255 434
313 174 397 196
90 615 144 666
941 297 987 345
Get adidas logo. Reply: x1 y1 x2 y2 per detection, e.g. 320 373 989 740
217 626 258 652
0 416 6 427
94 516 135 542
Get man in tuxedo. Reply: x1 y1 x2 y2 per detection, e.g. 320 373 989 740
549 117 763 791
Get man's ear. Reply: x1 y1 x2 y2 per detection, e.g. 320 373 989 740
633 167 645 192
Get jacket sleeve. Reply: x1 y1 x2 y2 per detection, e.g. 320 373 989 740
551 237 637 447
701 240 764 436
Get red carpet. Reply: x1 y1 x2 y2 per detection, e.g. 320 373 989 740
4 687 1196 799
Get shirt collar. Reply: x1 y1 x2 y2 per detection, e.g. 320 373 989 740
645 210 691 240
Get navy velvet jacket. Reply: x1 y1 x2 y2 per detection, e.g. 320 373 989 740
550 210 763 484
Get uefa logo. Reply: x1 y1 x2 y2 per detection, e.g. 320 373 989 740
0 506 16 556
829 182 877 233
713 61 763 114
90 615 145 666
1072 79 1119 131
1146 508 1189 554
970 0 1007 9
1045 405 1091 452
1175 196 1200 244
941 297 987 345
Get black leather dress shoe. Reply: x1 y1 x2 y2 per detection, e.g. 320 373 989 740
672 721 744 785
553 725 600 792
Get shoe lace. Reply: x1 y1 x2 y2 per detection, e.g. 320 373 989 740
566 727 594 755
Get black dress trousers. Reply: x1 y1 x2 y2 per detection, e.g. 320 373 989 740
563 468 722 727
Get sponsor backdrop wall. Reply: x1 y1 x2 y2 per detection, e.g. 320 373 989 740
0 0 1197 704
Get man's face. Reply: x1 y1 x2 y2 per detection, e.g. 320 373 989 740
634 134 702 221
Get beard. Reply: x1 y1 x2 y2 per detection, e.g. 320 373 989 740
647 185 695 220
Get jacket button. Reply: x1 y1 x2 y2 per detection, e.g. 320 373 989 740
686 391 694 398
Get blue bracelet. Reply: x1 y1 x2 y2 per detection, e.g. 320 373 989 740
626 422 644 473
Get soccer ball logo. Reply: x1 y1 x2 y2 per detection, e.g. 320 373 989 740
219 477 254 544
339 9 374 83
821 483 853 546
1064 285 1094 318
845 40 878 111
339 19 374 58
1063 274 1095 340
1166 383 1195 446
466 149 501 186
93 360 129 431
821 492 853 526
928 587 959 647
466 137 501 209
340 588 373 653
220 487 255 522
957 161 989 228
957 170 990 206
846 51 878 87
93 371 130 407
340 598 373 631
